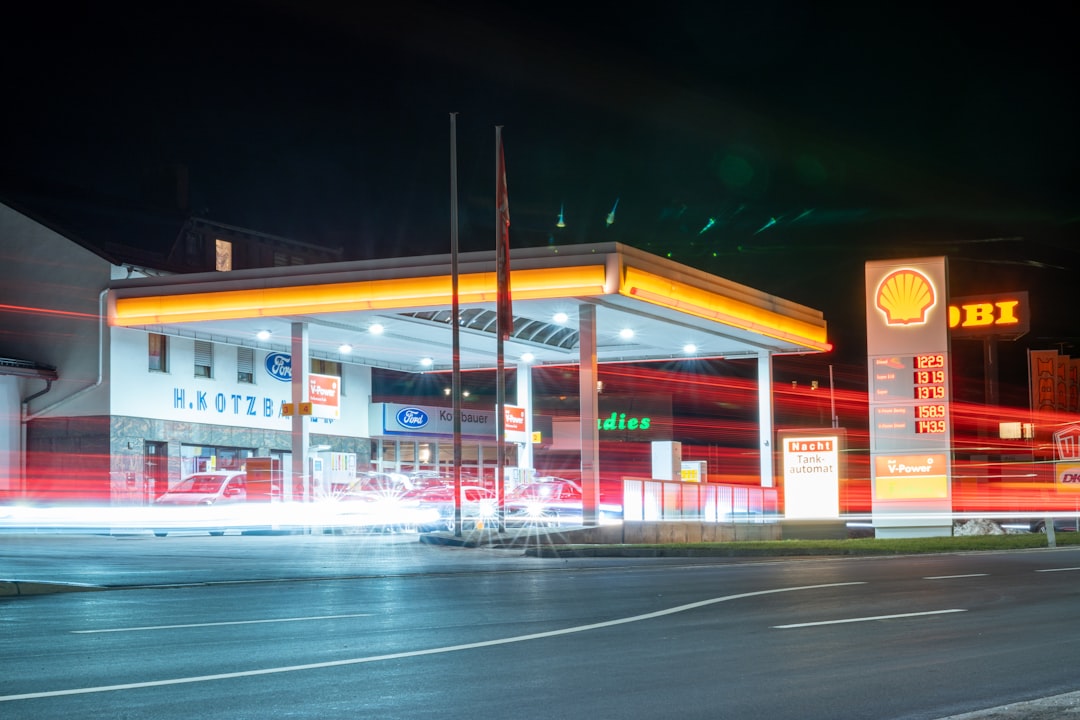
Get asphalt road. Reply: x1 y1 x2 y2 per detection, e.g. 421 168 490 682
3 532 1080 719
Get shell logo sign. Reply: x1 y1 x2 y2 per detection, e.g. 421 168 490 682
875 268 937 325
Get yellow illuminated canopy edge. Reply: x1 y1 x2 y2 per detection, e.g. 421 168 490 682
620 266 831 353
112 266 608 326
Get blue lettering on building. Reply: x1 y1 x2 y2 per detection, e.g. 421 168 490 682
171 389 284 419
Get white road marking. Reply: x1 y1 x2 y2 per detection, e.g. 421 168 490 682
1 581 864 702
924 574 988 580
1036 567 1080 573
71 613 373 634
773 608 966 629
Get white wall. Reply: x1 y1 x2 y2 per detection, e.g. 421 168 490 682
110 328 371 437
0 376 20 491
0 203 113 418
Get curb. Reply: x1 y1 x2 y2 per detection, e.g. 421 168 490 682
0 580 105 597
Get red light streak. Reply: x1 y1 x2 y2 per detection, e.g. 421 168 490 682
0 303 100 320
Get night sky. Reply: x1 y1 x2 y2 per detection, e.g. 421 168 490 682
4 1 1078 389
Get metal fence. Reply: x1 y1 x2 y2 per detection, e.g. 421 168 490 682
622 478 779 523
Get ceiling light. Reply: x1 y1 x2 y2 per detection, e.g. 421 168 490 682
369 323 384 335
619 328 635 340
420 357 433 367
338 343 353 354
553 312 568 324
256 330 271 341
683 343 697 354
520 352 535 363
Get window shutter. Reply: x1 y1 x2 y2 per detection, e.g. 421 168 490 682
237 347 254 383
194 341 214 377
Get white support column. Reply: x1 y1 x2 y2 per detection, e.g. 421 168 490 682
757 352 775 487
578 304 600 525
517 360 534 476
290 322 310 503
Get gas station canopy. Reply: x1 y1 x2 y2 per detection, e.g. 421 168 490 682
108 242 830 370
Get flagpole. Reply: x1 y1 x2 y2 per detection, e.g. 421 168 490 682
495 125 509 533
450 112 463 537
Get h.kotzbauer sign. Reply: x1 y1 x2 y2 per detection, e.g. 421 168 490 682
373 402 526 442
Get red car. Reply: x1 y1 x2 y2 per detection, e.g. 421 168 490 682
409 483 497 532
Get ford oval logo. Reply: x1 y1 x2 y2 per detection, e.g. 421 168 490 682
265 352 292 382
396 407 429 429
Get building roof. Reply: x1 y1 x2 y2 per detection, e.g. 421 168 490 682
108 242 830 372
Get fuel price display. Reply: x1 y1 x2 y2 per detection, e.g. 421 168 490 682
869 353 951 448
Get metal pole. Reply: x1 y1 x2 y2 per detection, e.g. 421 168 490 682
495 126 507 533
450 113 462 537
829 364 838 428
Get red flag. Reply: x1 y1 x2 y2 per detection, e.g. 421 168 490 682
496 127 513 340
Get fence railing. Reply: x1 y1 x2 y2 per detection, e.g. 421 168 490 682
622 478 779 523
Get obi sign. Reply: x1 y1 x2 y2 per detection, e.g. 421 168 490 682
948 292 1029 340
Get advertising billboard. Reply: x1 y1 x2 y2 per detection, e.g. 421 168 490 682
865 257 952 537
779 431 844 519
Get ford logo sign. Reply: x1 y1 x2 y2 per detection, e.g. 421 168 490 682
396 407 429 429
265 352 292 382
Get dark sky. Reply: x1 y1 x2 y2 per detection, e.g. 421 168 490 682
3 1 1078 376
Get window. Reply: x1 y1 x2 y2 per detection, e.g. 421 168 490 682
215 239 233 271
194 340 214 378
310 358 343 395
273 251 305 267
148 333 169 372
237 347 254 384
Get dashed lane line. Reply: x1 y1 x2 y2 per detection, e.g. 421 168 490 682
773 609 967 629
71 613 374 634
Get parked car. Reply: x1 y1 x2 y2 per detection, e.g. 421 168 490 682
152 471 247 537
505 478 580 527
505 477 623 527
336 472 414 499
325 472 431 533
1030 517 1079 533
155 471 247 507
409 483 497 532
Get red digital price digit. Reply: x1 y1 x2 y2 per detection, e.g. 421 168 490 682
915 385 946 400
914 354 945 370
916 404 946 419
916 420 947 434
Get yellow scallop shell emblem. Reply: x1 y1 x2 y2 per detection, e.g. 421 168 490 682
876 269 936 325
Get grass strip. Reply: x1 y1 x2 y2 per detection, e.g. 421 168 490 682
557 532 1080 557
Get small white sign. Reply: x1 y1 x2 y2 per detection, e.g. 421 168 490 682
783 436 840 519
